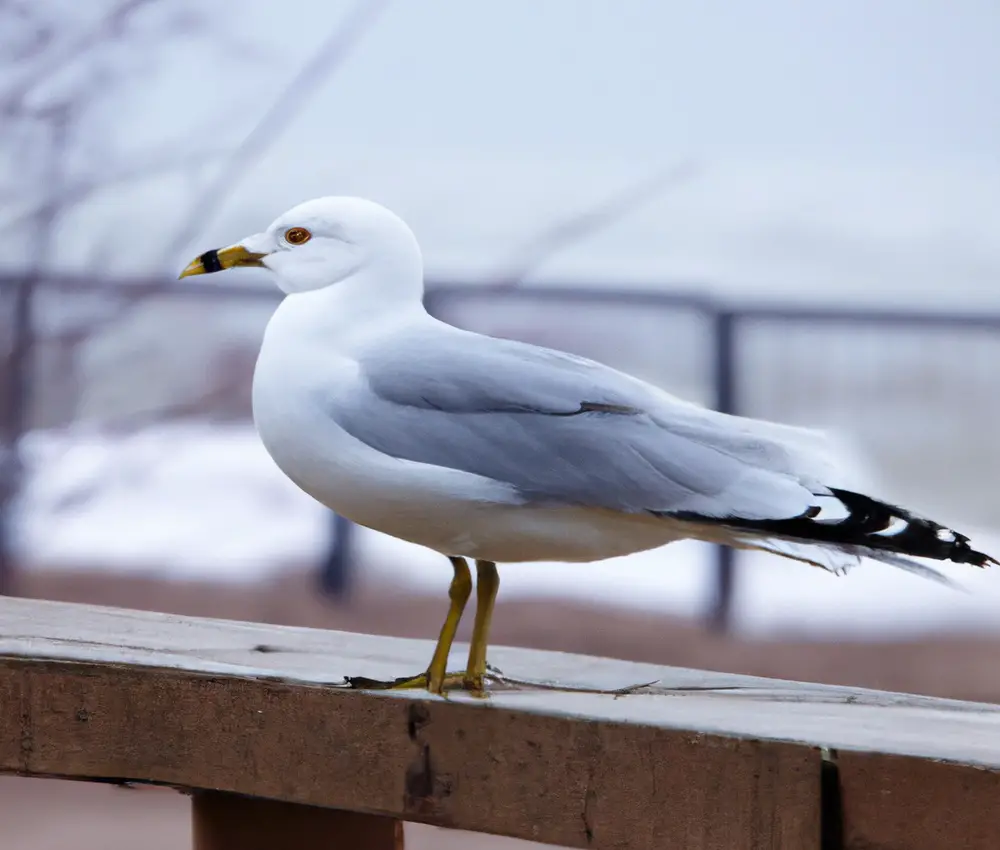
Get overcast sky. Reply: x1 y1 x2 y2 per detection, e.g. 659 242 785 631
7 0 1000 305
218 0 1000 161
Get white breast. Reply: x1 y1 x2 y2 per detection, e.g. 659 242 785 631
250 304 522 554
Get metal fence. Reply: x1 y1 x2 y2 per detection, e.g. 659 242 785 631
5 274 999 631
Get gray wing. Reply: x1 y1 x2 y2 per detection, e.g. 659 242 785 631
331 324 823 520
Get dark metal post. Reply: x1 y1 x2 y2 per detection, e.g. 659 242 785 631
319 512 355 599
0 272 37 597
707 310 738 633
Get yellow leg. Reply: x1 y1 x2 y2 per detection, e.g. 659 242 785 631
346 556 471 694
463 560 499 692
426 556 473 693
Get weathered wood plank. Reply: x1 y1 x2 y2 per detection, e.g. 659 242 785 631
837 751 1000 850
1 597 999 766
8 598 1000 847
0 598 827 850
0 655 818 849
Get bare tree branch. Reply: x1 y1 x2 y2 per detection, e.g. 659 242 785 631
0 0 221 593
1 148 229 234
2 0 394 592
489 159 703 289
0 73 73 593
162 0 393 263
0 0 159 114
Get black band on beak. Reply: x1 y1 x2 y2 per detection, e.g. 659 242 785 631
200 249 224 274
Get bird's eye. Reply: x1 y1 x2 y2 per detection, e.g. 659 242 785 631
284 227 311 245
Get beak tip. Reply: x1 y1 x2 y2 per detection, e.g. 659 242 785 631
178 261 204 279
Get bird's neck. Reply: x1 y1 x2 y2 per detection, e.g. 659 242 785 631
271 265 427 345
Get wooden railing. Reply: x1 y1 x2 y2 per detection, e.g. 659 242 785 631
2 596 999 849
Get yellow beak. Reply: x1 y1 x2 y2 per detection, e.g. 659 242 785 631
178 245 268 279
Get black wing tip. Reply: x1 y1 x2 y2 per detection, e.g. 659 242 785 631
667 488 997 570
816 488 996 569
955 546 998 570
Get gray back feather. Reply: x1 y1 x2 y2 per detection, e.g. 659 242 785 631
329 323 820 518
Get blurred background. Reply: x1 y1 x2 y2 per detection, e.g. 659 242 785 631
2 1 1000 847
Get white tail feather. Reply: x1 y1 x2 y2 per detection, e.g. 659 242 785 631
729 533 966 590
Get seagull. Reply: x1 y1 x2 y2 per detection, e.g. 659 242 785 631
180 196 996 695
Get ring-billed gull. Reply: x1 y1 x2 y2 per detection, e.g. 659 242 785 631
180 196 995 695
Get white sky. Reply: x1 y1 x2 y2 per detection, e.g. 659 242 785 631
223 0 1000 161
6 0 1000 305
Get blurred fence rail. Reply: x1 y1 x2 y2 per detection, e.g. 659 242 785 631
2 272 998 629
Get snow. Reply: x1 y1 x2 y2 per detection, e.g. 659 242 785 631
16 424 328 581
14 422 1000 639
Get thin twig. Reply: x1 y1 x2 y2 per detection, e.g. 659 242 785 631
0 92 72 594
0 0 159 114
490 159 702 288
1 149 229 234
161 0 393 264
0 0 217 595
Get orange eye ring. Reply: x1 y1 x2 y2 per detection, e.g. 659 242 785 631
285 227 311 245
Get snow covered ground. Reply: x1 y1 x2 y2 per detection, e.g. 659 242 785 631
14 422 1000 641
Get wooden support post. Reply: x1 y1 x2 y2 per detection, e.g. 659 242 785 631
192 791 403 850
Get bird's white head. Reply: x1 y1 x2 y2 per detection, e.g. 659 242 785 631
179 196 424 297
